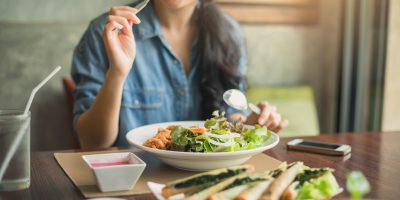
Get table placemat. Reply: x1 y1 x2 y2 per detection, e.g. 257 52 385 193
54 150 281 198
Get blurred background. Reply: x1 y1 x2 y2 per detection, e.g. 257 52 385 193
0 0 398 151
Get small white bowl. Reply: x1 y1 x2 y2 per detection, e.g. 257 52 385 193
82 152 146 192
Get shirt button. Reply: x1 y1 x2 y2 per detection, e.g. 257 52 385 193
134 100 139 105
173 60 179 65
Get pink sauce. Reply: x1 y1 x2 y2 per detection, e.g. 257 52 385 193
90 160 131 168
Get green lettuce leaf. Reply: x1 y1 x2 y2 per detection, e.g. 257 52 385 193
346 171 370 200
169 110 273 152
296 171 341 200
169 126 196 151
239 125 269 150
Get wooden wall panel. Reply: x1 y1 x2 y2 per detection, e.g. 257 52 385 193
215 0 319 24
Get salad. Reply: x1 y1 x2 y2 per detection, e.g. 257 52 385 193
143 111 272 152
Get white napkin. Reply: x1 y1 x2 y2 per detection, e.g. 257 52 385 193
147 182 185 200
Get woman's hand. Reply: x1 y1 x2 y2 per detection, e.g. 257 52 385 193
103 6 141 79
245 101 289 133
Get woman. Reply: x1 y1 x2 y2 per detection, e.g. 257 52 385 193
72 0 288 149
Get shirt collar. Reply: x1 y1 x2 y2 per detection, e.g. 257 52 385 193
133 2 163 41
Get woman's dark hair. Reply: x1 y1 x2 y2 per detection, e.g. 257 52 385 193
196 0 245 119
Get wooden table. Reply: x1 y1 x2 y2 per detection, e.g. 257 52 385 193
1 132 399 199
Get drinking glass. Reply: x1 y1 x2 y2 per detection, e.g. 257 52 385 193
0 110 30 191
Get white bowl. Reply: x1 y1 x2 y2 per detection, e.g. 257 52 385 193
82 152 146 192
126 121 279 171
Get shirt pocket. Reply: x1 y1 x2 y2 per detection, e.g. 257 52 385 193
121 89 164 109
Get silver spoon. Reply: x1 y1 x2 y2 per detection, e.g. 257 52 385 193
223 89 260 114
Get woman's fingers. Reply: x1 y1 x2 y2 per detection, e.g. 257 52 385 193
107 15 132 34
110 6 136 14
102 21 124 55
109 7 141 24
103 20 123 40
255 101 288 133
257 102 271 125
264 106 277 127
116 10 141 24
273 119 289 133
101 5 138 80
108 15 130 29
245 101 288 132
268 113 281 131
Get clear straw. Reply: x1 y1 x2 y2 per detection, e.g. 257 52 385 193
24 66 62 114
0 66 62 181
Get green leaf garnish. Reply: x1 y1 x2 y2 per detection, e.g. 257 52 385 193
346 171 370 200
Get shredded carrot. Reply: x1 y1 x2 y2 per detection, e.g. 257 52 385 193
189 127 208 134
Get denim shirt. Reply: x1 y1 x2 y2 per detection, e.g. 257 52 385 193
71 3 247 147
